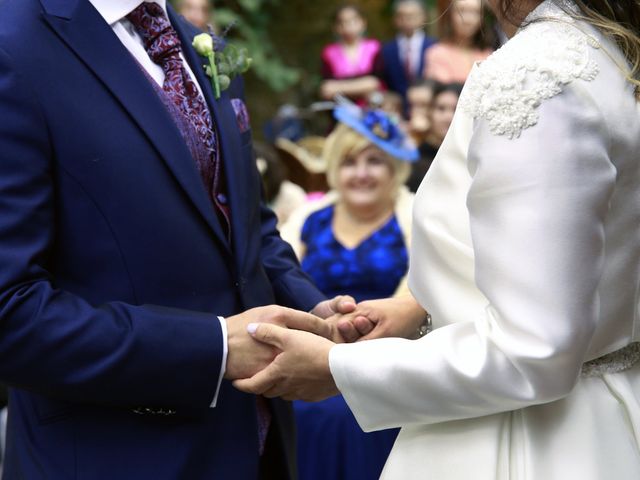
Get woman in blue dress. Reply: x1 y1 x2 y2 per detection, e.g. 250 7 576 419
280 106 417 480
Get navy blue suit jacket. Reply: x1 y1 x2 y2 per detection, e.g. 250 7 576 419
0 0 324 478
377 35 436 102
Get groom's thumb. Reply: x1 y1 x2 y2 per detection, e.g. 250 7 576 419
247 322 287 349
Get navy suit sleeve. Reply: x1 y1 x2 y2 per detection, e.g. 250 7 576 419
258 201 326 312
254 150 326 311
0 47 223 410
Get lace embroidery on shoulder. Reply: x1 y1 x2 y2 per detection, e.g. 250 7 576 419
459 8 600 139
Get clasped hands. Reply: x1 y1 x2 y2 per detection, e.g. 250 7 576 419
225 295 426 402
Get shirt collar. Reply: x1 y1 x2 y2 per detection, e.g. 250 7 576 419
397 30 425 46
88 0 168 26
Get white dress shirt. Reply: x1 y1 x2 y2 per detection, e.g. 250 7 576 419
87 0 226 408
87 0 204 93
396 31 425 79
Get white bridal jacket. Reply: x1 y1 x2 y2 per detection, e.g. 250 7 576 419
329 1 640 478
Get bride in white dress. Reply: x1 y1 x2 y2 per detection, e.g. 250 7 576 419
235 1 640 478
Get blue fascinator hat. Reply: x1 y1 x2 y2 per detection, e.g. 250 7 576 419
333 98 419 162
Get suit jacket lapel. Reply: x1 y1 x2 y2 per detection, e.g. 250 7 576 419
170 9 251 269
418 37 429 77
40 0 231 253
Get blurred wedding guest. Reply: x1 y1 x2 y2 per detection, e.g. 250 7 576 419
280 106 417 480
406 79 437 135
376 0 435 108
263 104 305 143
406 82 462 192
176 0 212 31
254 142 306 227
423 0 494 83
369 90 405 121
404 80 435 191
320 5 382 105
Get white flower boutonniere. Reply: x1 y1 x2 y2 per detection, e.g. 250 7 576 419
192 30 252 99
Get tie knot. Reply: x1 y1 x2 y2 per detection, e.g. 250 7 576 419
126 2 181 66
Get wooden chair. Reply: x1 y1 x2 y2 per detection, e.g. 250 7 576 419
275 137 329 193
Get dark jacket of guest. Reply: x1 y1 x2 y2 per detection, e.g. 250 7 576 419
376 35 436 104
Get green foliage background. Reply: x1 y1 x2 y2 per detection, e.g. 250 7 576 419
171 0 438 138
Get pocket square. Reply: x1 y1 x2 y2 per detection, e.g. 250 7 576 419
231 98 251 133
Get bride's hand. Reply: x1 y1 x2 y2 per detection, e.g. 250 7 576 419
232 323 338 402
310 295 364 344
336 295 428 342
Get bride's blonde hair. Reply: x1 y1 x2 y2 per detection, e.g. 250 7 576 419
499 0 640 97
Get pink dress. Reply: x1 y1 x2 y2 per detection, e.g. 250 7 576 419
423 42 493 83
321 39 381 79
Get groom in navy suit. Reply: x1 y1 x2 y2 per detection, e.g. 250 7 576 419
0 0 353 478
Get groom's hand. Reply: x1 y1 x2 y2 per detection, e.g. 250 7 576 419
224 306 332 380
233 323 338 402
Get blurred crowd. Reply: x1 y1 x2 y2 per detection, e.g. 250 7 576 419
263 0 499 224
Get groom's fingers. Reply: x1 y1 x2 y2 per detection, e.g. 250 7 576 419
262 383 287 399
280 309 332 339
248 323 289 349
233 365 277 395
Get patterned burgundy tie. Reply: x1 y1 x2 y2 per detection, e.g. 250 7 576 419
126 2 231 235
127 2 271 455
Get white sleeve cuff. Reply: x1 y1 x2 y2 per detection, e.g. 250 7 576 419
210 316 228 408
